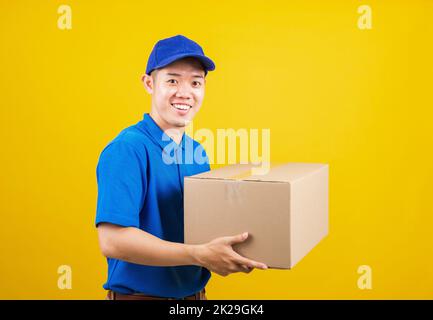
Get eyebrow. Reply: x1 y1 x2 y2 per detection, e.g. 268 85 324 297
165 72 204 79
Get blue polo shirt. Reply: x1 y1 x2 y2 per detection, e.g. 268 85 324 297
95 113 211 298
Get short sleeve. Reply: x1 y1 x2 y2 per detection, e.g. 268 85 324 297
95 141 147 228
193 140 211 169
200 147 211 171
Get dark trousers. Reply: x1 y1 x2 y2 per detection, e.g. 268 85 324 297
105 287 207 300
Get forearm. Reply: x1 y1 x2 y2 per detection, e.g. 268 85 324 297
104 226 202 267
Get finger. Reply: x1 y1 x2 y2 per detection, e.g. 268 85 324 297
233 252 268 270
240 264 253 274
226 232 249 246
230 264 248 274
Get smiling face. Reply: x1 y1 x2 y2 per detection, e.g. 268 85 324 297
142 57 206 132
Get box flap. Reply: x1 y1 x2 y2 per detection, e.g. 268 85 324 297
187 163 256 180
187 162 329 183
246 163 328 183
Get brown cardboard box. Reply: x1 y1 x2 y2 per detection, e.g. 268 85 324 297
184 163 329 269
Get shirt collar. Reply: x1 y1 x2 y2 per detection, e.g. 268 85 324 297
138 113 189 151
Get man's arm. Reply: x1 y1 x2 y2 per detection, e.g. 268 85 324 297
97 222 268 276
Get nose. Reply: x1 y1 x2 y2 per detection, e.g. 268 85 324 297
175 82 192 99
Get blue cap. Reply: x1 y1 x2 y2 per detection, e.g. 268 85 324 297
145 35 215 76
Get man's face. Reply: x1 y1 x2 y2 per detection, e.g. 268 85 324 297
143 57 206 129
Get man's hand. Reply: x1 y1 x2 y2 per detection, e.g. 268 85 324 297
97 223 268 273
193 232 268 277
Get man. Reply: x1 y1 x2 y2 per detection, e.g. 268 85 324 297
95 35 268 300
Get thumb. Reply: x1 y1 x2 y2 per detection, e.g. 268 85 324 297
227 232 249 245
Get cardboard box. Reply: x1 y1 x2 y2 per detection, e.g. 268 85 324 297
184 163 329 269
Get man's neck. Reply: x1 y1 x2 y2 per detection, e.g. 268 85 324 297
149 111 184 145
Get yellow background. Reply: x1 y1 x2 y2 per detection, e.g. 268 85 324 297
0 0 432 299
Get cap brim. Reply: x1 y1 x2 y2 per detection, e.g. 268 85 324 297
148 53 215 75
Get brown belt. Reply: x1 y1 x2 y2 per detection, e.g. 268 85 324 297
106 288 207 300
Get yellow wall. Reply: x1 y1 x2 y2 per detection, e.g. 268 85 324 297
0 0 432 299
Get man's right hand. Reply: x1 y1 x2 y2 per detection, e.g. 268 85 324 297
193 232 268 277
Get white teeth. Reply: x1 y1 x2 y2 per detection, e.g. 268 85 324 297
172 104 191 110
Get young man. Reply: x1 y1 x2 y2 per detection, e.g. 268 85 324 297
95 35 268 300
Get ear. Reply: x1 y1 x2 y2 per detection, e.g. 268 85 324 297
141 74 154 94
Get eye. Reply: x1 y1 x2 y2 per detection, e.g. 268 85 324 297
192 81 202 87
167 79 177 84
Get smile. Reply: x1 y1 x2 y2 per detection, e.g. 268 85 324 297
171 103 192 111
